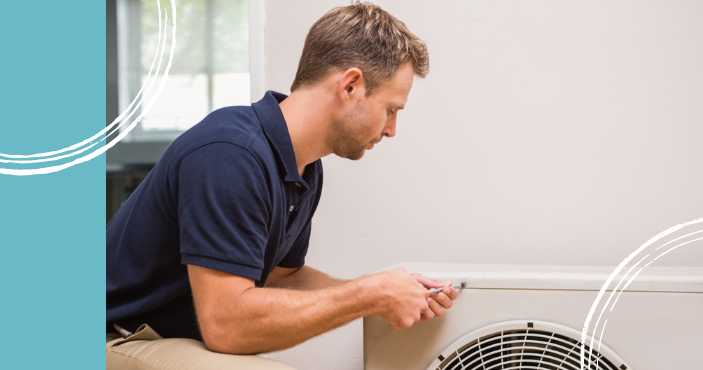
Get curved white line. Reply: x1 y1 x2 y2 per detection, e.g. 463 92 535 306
652 236 703 262
0 142 98 163
102 4 169 144
0 0 167 162
602 253 650 314
597 319 607 352
580 218 703 369
609 267 644 313
585 253 649 366
0 0 165 161
655 229 703 251
0 0 177 175
592 234 703 364
103 0 166 144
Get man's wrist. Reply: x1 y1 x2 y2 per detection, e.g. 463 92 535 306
344 274 386 318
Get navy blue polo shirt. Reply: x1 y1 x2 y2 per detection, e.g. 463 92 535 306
106 91 323 339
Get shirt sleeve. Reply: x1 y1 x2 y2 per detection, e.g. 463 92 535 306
176 142 271 281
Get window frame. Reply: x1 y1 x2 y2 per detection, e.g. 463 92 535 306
107 0 265 168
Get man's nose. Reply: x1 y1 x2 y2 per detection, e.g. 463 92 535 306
382 120 397 138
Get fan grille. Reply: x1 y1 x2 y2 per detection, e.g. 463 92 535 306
436 328 621 370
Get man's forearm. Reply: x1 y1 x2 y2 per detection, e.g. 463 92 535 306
201 276 376 354
266 265 347 290
190 266 434 356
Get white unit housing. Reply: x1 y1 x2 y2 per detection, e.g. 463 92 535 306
364 263 703 370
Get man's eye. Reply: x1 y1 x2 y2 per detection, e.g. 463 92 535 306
388 108 395 115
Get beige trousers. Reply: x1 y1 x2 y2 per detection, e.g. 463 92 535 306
106 324 296 370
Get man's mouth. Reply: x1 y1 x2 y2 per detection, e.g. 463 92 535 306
367 138 382 150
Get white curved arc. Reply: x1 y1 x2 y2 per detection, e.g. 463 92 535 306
652 236 703 262
0 142 98 164
597 319 607 352
609 267 644 313
0 139 96 159
0 0 166 162
655 229 703 251
584 251 651 361
602 253 650 313
101 5 170 145
609 236 703 315
103 0 167 144
583 251 638 367
0 0 176 175
0 2 164 161
580 218 703 369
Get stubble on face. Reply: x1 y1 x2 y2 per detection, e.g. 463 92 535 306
328 99 374 161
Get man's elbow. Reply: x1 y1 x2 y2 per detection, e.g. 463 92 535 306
201 325 262 355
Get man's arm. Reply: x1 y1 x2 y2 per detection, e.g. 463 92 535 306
266 265 457 319
265 265 347 290
188 264 434 355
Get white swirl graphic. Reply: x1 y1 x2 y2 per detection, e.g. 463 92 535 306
0 0 176 176
580 218 703 369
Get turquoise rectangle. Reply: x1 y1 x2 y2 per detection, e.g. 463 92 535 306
0 2 106 368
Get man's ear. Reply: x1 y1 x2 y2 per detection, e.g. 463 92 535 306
338 68 366 104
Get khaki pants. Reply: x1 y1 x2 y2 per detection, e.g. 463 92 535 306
106 324 296 370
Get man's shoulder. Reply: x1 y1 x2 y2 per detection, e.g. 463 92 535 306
181 105 263 149
163 105 274 169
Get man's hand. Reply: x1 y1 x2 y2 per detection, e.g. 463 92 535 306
369 268 430 330
412 273 458 321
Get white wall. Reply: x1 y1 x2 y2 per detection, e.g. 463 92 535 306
263 1 703 369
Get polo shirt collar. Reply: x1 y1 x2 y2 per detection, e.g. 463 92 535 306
252 91 310 183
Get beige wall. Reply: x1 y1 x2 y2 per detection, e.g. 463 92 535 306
263 1 703 369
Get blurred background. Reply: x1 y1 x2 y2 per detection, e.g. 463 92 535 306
106 1 703 369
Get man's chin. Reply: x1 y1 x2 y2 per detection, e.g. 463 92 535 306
336 147 366 161
346 150 366 161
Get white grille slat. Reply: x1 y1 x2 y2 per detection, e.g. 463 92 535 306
475 348 582 370
537 333 555 367
449 346 582 370
457 345 589 370
519 330 529 368
485 357 579 370
557 341 580 369
462 343 573 368
500 331 505 370
459 337 584 358
435 328 621 370
477 337 487 370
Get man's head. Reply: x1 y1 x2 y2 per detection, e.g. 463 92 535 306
290 2 429 161
291 2 429 95
326 61 415 160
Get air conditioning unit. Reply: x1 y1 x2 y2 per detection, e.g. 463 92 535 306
364 263 703 370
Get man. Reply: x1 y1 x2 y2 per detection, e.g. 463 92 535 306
107 3 457 369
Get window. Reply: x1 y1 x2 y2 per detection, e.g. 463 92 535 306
117 0 254 142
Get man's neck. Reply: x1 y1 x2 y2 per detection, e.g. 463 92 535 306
279 88 335 177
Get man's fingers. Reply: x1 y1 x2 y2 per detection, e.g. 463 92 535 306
430 289 455 309
443 285 458 300
429 286 457 300
412 273 447 289
427 298 446 317
420 301 436 321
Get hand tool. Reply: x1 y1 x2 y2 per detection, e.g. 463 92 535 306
428 282 466 295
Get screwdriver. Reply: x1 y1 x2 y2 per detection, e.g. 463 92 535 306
428 282 466 295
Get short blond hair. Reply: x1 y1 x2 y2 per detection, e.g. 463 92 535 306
291 2 429 95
